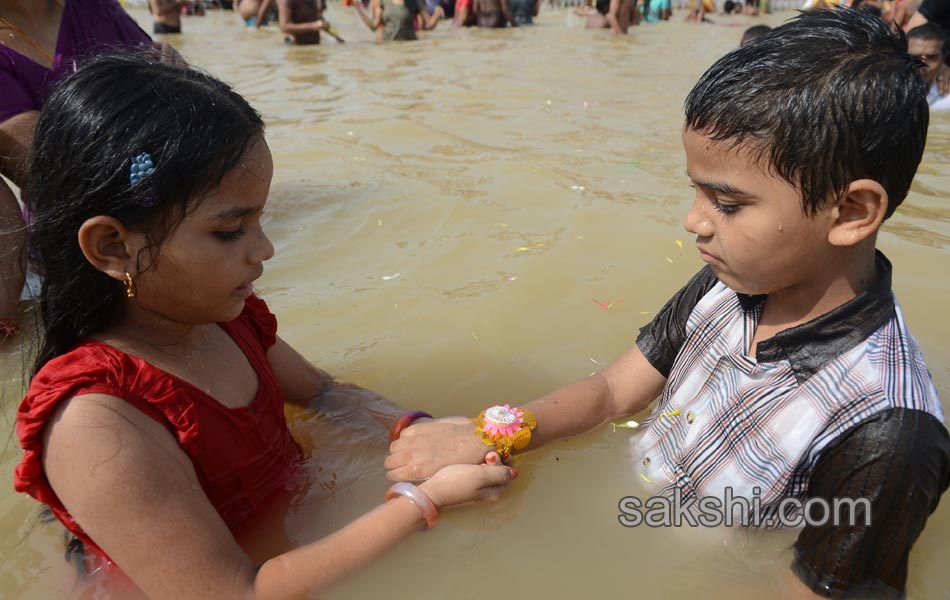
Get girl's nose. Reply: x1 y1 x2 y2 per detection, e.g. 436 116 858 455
251 228 275 264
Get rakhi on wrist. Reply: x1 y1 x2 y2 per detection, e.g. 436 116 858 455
472 404 537 460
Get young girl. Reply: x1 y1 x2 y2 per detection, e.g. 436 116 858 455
354 0 443 42
14 52 515 599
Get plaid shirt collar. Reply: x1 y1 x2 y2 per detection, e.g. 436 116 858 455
736 250 894 384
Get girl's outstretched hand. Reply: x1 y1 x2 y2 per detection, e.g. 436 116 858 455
418 454 517 509
385 416 488 482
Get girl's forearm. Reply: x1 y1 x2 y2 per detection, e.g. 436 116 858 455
313 380 406 431
253 498 426 599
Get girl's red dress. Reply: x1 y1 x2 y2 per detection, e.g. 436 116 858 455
14 295 302 562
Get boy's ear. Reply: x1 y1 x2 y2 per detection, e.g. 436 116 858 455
77 216 143 282
827 179 887 247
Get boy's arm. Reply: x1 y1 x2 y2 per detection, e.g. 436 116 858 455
386 265 718 481
791 408 950 597
385 344 666 481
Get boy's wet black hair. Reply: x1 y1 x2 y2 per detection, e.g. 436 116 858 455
740 24 771 44
685 8 928 220
26 52 264 376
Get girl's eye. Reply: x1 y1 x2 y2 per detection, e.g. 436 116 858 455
214 227 247 241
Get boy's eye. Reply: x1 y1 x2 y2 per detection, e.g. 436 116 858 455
214 227 247 241
711 200 741 215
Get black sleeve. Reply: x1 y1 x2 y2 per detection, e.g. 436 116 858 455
635 265 719 378
792 408 950 598
918 0 950 29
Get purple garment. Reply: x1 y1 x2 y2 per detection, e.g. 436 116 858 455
0 0 152 124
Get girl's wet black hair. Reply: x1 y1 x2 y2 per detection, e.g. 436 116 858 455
26 52 264 377
684 8 929 219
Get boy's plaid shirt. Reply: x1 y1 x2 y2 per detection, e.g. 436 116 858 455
632 252 944 522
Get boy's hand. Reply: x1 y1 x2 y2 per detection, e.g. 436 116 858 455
385 417 487 481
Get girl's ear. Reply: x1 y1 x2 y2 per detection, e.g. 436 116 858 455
827 179 887 247
77 216 143 282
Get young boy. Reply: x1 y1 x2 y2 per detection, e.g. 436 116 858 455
386 8 950 598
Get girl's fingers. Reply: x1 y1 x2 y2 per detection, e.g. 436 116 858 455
478 465 518 488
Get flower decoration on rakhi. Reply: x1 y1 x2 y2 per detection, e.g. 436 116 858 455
472 404 537 460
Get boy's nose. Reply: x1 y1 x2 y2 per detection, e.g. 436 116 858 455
684 197 714 238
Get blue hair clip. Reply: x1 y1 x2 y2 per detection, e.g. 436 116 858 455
130 152 156 187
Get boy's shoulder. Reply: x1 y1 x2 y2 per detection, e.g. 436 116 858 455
641 251 942 419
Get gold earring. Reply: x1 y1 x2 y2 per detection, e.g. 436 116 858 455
124 272 136 299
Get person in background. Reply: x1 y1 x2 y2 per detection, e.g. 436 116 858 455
720 0 742 14
901 0 949 30
574 0 610 28
276 0 344 43
643 0 671 22
508 0 539 24
908 22 950 109
148 0 194 33
472 0 515 27
236 0 273 25
606 0 636 31
354 0 443 41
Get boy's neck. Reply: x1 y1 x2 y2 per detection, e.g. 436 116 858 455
752 244 879 346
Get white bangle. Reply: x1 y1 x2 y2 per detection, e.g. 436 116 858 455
385 482 439 529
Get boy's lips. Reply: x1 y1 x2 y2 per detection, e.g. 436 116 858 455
696 245 721 264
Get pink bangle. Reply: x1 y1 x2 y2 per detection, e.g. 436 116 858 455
385 482 439 529
389 410 433 443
